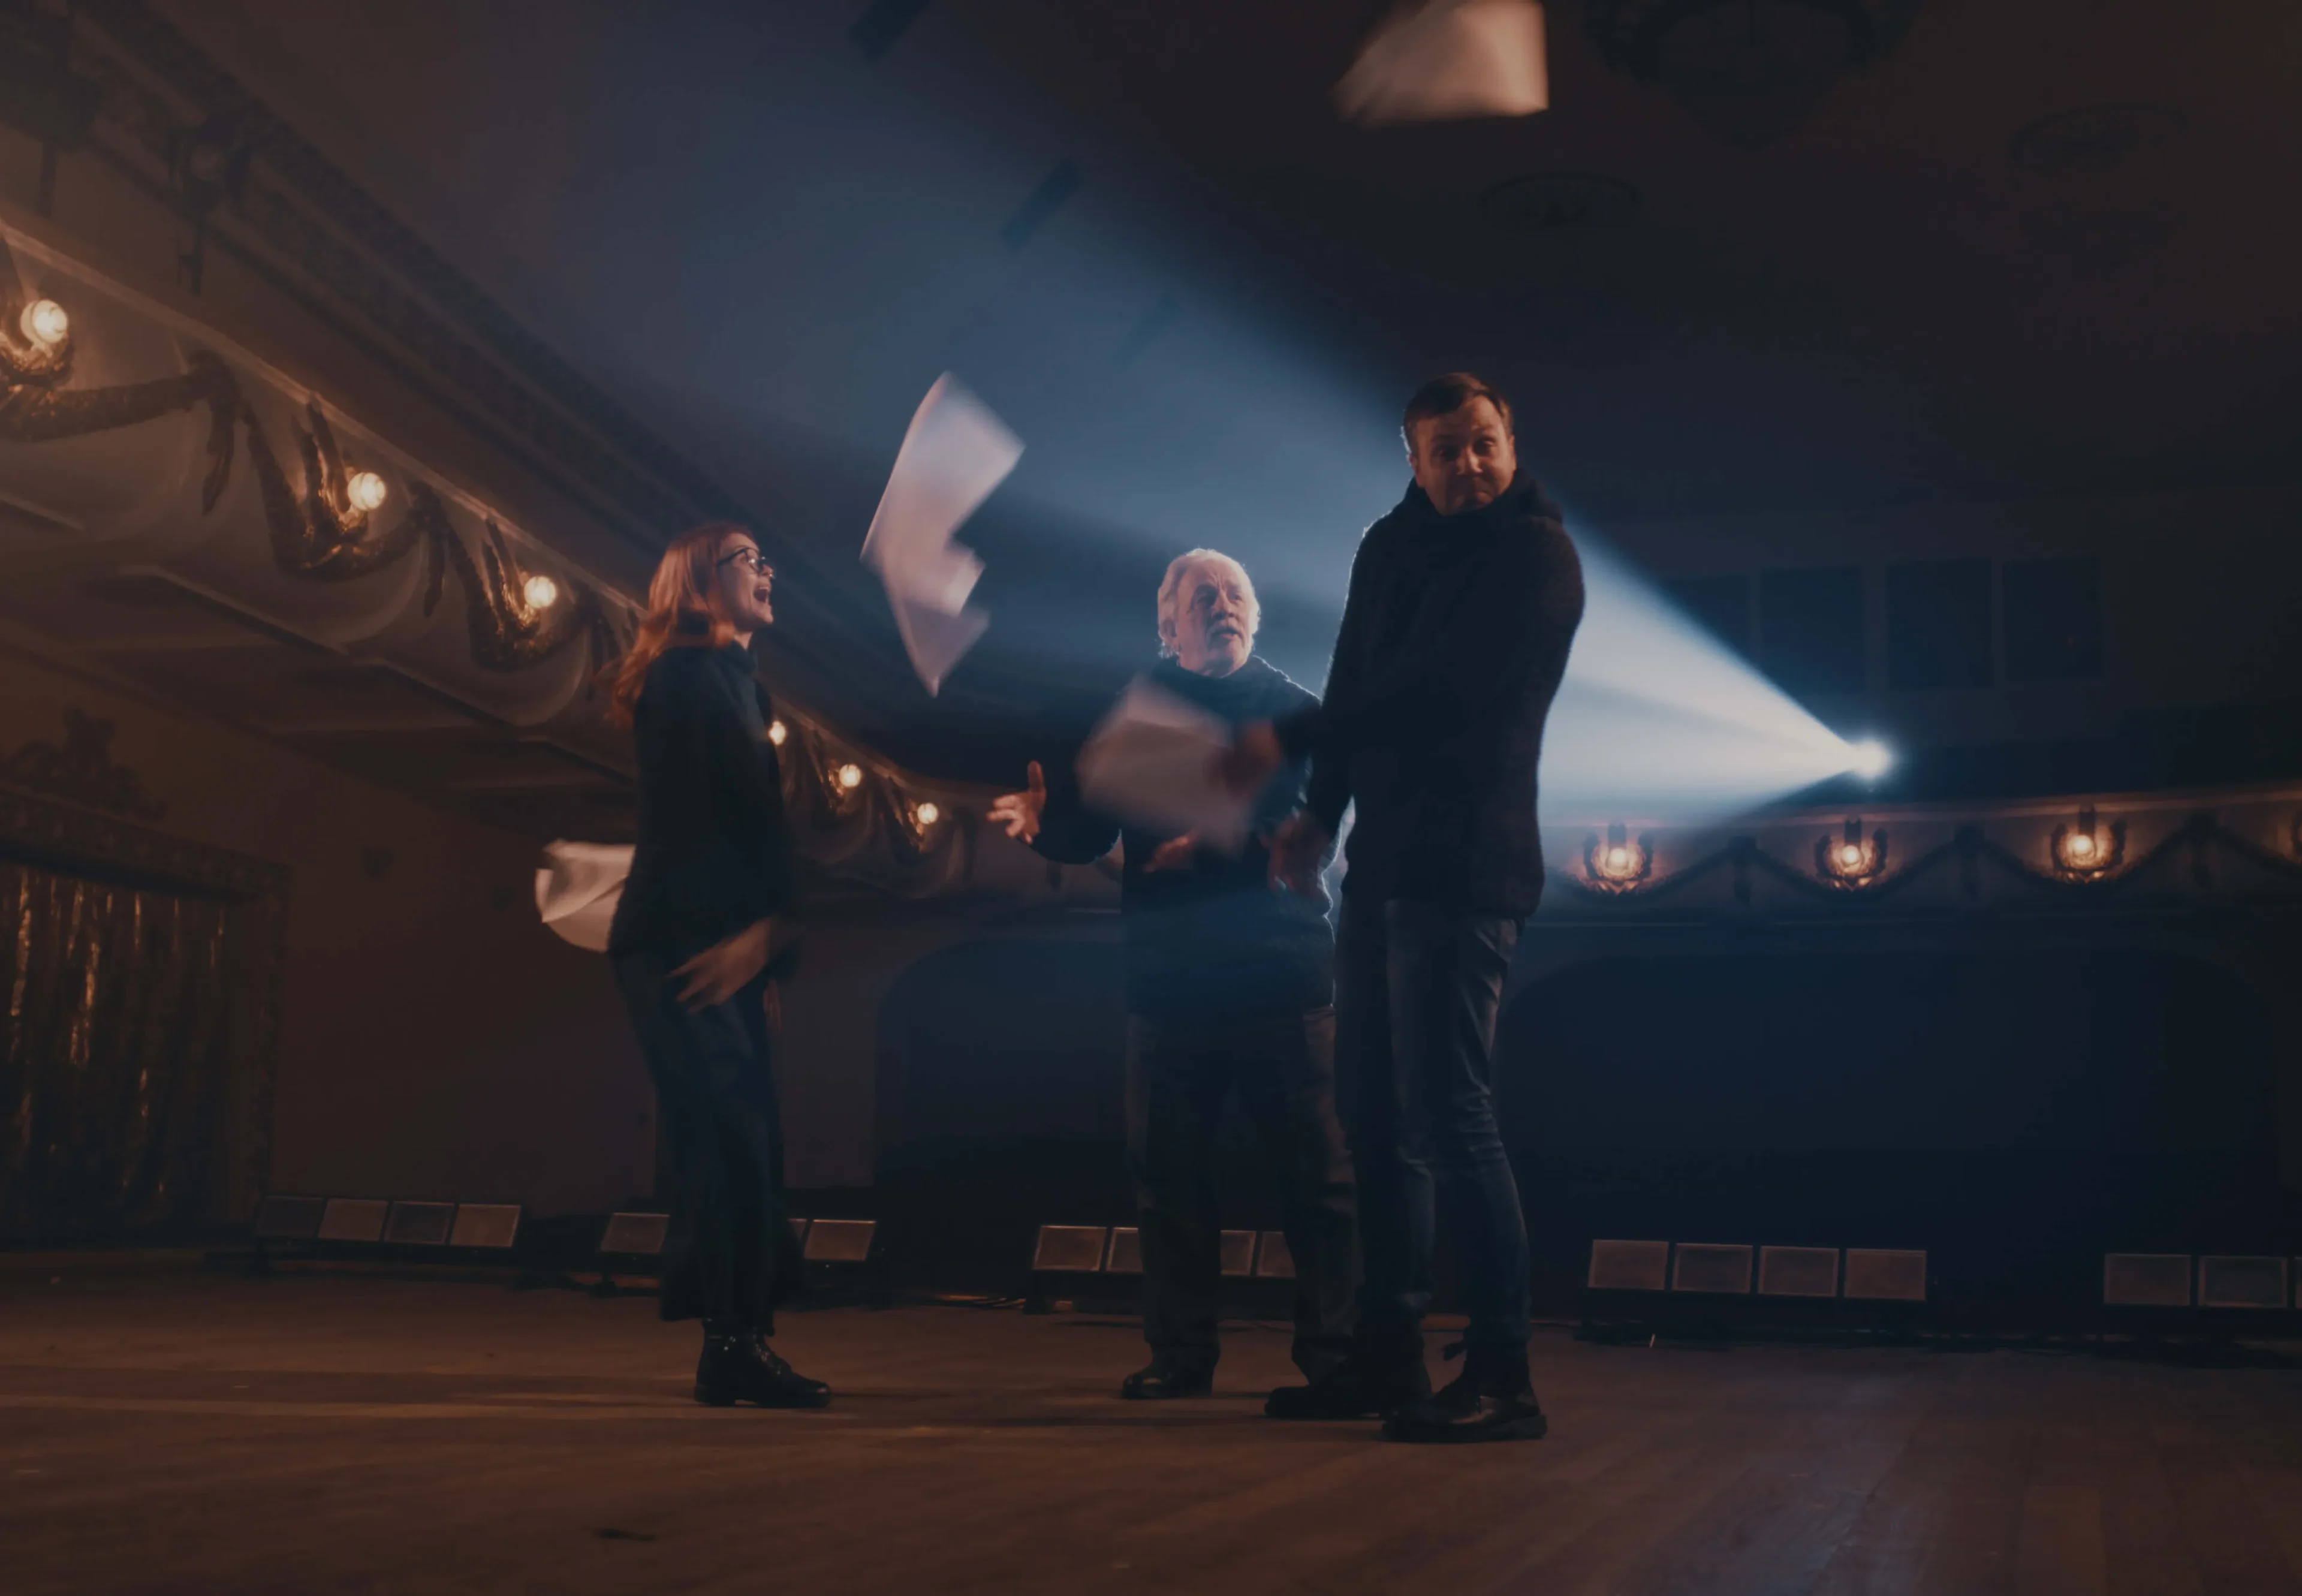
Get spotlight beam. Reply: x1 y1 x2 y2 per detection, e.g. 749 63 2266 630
1538 535 1883 824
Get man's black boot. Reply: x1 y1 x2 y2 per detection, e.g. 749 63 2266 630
1120 1353 1215 1400
694 1327 831 1408
1381 1341 1545 1443
1264 1327 1430 1420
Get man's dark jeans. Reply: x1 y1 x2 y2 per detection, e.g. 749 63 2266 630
1126 1005 1358 1377
1336 898 1528 1350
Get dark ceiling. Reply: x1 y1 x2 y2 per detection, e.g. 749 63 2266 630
156 0 2302 783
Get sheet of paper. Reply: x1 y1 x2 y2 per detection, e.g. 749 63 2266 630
861 374 1021 695
534 839 632 952
1336 0 1548 127
1075 677 1255 854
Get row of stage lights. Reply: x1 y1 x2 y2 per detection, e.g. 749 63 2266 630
15 294 571 615
1587 802 2139 895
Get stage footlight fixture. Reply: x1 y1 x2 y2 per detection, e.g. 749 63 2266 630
1843 1249 1928 1302
1756 1246 1841 1299
837 763 864 790
1219 1230 1258 1278
1031 1224 1110 1273
767 719 788 746
252 1194 327 1240
1254 1231 1296 1279
383 1201 457 1246
599 1212 670 1255
316 1197 391 1244
803 1218 876 1263
20 297 68 348
345 470 388 513
1849 740 1891 779
447 1203 523 1249
1671 1242 1753 1295
522 574 559 609
2198 1256 2286 1309
1587 1238 1671 1292
2103 1252 2192 1306
1103 1227 1143 1274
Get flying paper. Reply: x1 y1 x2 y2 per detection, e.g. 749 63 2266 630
535 839 632 952
1075 677 1257 854
1336 0 1549 127
861 374 1022 695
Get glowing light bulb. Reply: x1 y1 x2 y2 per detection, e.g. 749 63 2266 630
2068 833 2096 859
915 802 940 826
20 299 67 348
1839 844 1863 868
767 719 787 746
1605 847 1629 871
345 471 388 513
522 574 559 609
1848 740 1891 779
837 763 863 790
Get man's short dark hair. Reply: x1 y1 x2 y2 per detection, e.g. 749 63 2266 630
1402 372 1513 448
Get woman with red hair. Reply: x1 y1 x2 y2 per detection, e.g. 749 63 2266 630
607 522 827 1408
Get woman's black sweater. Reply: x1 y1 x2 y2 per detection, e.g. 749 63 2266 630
608 641 799 959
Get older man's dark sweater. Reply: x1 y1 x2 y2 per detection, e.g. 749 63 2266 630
1034 656 1333 1017
1281 475 1584 918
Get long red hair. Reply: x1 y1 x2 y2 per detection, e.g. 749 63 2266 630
606 522 761 726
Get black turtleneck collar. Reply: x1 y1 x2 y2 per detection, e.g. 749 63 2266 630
1395 472 1559 529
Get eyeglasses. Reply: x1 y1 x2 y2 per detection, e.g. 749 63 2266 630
716 547 770 576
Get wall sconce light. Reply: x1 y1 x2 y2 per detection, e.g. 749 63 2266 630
2050 805 2125 880
837 763 864 791
1817 818 1888 887
522 574 560 610
345 470 388 513
20 298 68 349
1582 822 1653 894
767 719 788 747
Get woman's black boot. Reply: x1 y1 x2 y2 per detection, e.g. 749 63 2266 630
695 1326 831 1408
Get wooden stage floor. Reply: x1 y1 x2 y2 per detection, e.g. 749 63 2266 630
7 1262 2302 1594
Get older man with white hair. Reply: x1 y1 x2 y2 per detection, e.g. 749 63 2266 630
990 549 1357 1402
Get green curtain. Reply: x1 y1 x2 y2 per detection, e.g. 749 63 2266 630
1 859 242 1241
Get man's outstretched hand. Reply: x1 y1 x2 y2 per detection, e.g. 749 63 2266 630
1267 811 1333 899
1213 720 1286 799
989 760 1047 844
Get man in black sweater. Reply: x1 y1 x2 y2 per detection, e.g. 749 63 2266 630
990 550 1357 1401
1231 373 1584 1443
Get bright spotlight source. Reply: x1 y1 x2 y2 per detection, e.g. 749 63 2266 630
1539 538 1897 825
522 574 559 609
915 801 940 826
767 719 788 746
837 763 863 790
345 470 388 513
2068 832 2096 859
20 298 68 348
1605 846 1629 870
1848 740 1892 779
1839 844 1864 868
